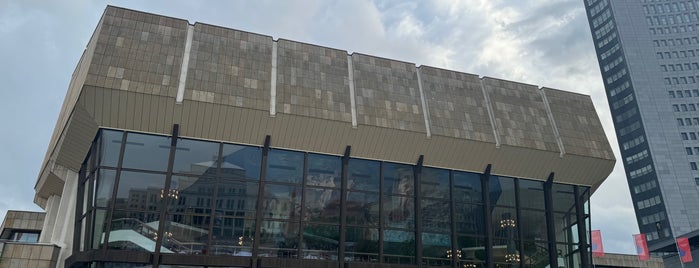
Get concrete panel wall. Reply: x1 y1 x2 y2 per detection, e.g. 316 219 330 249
277 39 351 122
0 243 60 268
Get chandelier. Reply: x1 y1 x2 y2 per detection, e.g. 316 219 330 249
505 253 520 263
499 219 516 228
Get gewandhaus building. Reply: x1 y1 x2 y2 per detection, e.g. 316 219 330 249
31 6 616 268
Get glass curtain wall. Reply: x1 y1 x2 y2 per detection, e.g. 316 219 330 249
76 129 592 267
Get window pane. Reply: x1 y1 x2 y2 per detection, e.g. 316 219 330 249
384 195 415 229
383 229 416 264
114 171 166 212
303 187 340 223
210 217 255 256
221 144 261 180
422 232 451 266
93 209 107 249
455 203 485 235
100 129 123 167
346 191 379 226
519 179 545 210
553 183 576 213
302 224 339 260
266 149 304 184
168 175 216 214
108 210 161 252
306 154 341 188
122 133 171 171
521 209 547 241
258 220 300 258
420 167 450 199
554 212 576 243
95 169 116 208
490 176 515 207
262 184 301 220
523 241 550 268
457 236 486 265
348 158 380 192
454 171 482 204
164 214 210 254
383 162 414 196
345 227 379 262
492 207 518 240
216 178 259 218
172 138 220 176
421 199 450 233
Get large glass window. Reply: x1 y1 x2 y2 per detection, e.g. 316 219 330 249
221 144 261 180
262 184 301 220
95 170 116 208
490 175 516 207
99 129 123 167
345 226 379 262
266 149 303 184
348 158 380 192
121 133 171 172
453 171 482 204
172 138 220 176
114 171 167 212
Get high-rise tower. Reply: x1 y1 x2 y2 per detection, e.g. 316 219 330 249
584 0 699 263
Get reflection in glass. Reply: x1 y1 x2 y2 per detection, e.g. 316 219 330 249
262 184 301 220
553 184 576 213
383 163 414 196
108 210 161 252
306 154 340 188
348 159 380 192
520 209 548 241
345 227 379 262
259 220 300 258
554 213 576 244
421 232 451 266
384 195 415 229
383 229 416 264
420 168 450 199
458 236 485 265
303 188 340 223
302 224 339 260
421 199 450 233
221 144 261 180
165 214 211 254
346 191 379 226
115 172 167 212
92 209 107 249
216 178 259 218
519 179 545 210
100 129 123 167
455 203 484 235
167 175 216 214
210 217 255 256
172 138 220 175
490 176 515 207
453 171 482 204
523 240 550 268
95 169 116 208
122 133 171 171
266 149 304 184
492 207 520 265
103 263 154 268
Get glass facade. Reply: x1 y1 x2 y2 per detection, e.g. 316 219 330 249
74 129 592 268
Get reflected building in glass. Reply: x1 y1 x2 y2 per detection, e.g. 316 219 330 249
31 6 616 268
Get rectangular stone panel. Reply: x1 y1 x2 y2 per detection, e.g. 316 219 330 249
351 54 425 132
483 78 559 151
87 7 188 97
276 39 351 122
185 23 273 111
544 88 614 160
420 66 494 142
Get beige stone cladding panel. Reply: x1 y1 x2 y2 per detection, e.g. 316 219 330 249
277 39 351 122
420 66 495 142
544 88 614 160
85 7 188 97
0 243 59 268
351 54 425 133
0 211 45 232
484 78 559 152
185 23 272 111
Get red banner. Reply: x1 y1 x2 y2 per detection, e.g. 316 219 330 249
591 230 604 257
634 234 650 261
677 237 693 263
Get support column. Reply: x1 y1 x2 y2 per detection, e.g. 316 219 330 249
544 173 558 268
39 194 61 243
50 167 79 268
481 164 493 268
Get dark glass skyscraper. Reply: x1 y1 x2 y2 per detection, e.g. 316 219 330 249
584 0 699 260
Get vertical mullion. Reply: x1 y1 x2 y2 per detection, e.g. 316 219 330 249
84 169 95 250
298 153 308 259
102 130 127 253
481 164 493 268
514 179 524 268
253 135 270 260
205 143 224 254
544 173 558 268
414 155 424 267
73 162 87 253
339 146 350 268
574 185 591 268
378 162 384 263
153 124 180 267
449 171 458 268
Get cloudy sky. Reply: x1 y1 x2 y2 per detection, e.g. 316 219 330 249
0 0 637 253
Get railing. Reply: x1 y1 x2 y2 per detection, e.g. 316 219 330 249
110 218 192 253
